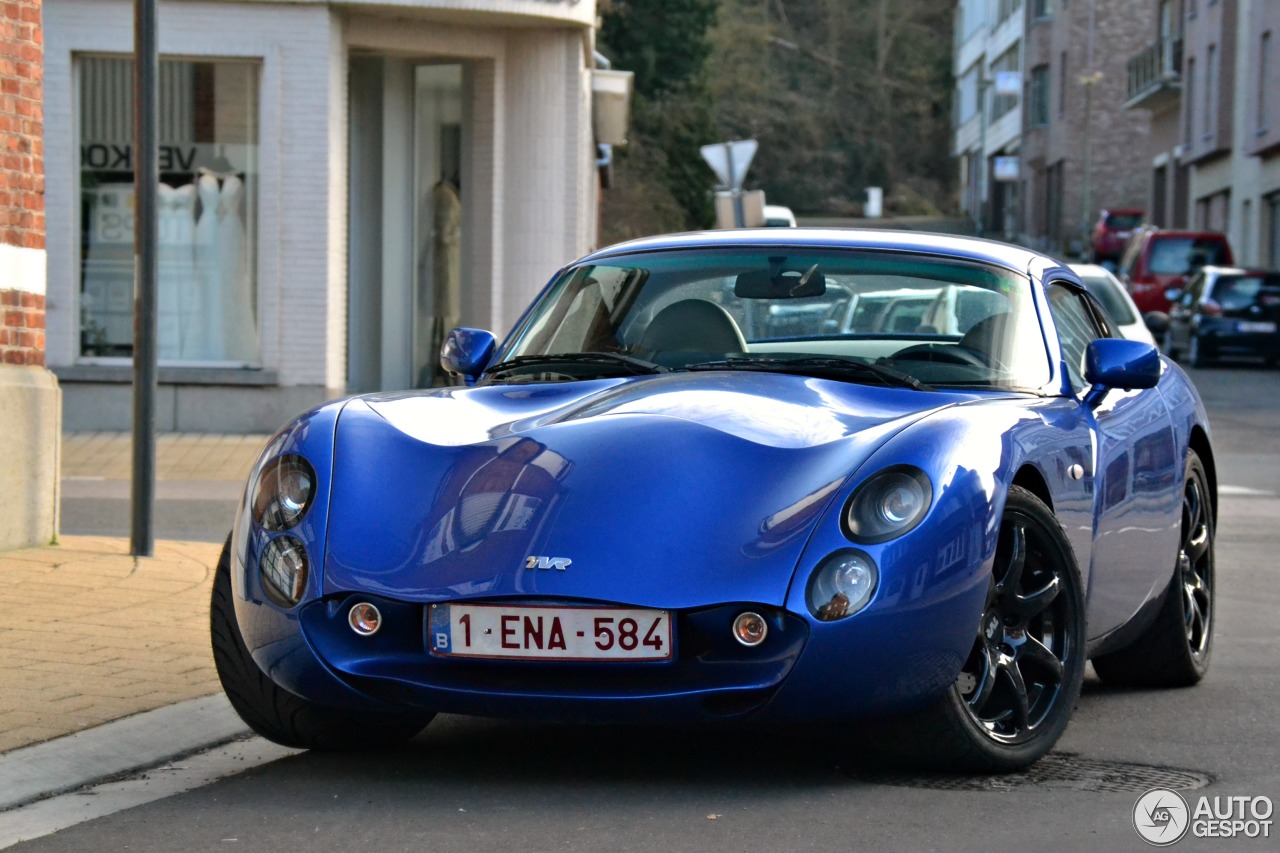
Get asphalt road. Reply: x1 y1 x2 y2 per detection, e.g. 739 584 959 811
19 362 1280 852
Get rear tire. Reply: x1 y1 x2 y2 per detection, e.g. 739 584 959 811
210 536 434 749
861 487 1086 772
1091 451 1214 687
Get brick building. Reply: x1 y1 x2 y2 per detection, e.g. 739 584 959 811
1 0 59 549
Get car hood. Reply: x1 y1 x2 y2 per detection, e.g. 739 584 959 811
322 372 966 609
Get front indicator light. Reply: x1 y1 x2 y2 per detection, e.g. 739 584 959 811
808 550 878 621
260 535 308 607
349 602 382 636
732 611 768 647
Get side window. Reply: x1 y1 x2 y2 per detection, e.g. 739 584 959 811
1047 283 1106 391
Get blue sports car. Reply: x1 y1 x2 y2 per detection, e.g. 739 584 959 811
212 230 1216 772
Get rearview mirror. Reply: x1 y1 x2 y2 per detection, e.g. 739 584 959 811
735 265 826 299
1083 338 1161 407
440 327 497 384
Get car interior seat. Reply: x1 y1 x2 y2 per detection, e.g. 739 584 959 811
637 299 748 355
958 311 1010 362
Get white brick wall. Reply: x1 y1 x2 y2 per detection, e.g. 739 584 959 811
45 0 344 388
45 0 597 396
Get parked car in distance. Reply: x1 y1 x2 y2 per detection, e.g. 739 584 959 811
1090 208 1144 267
1117 228 1234 315
763 204 797 227
1068 263 1157 345
1162 266 1280 367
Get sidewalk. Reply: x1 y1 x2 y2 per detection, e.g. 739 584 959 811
1 433 268 760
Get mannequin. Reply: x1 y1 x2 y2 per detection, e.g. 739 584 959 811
194 157 259 362
158 180 198 359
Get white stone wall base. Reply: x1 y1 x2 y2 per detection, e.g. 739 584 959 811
58 382 341 434
0 366 61 550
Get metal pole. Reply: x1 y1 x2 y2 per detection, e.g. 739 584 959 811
130 0 158 556
725 142 745 228
977 72 988 238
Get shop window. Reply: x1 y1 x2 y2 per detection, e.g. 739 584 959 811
78 56 261 364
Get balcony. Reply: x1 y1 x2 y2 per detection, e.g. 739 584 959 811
1124 38 1183 111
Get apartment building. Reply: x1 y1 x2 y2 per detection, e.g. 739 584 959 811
954 0 1026 240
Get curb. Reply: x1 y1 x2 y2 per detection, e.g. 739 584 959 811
0 694 250 812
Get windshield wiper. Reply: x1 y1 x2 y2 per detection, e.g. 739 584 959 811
680 356 933 391
485 352 669 380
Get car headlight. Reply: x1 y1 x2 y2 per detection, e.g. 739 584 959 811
843 466 932 544
260 535 309 608
807 550 878 621
252 454 315 531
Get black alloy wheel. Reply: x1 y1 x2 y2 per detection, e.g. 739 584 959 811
1092 450 1214 687
1178 458 1213 665
956 505 1077 745
864 487 1085 772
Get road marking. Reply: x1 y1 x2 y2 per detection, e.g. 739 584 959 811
0 738 297 849
1220 485 1275 496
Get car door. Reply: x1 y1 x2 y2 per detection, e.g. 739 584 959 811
1044 281 1182 641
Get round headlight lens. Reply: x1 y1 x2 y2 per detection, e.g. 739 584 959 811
259 535 309 607
844 466 932 544
807 550 878 621
252 455 316 532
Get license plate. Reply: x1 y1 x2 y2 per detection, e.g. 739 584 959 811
428 603 673 661
1237 321 1277 333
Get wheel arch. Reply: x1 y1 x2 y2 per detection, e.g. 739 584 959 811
1011 464 1053 513
1188 424 1217 525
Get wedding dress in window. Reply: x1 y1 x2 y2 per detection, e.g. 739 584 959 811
195 171 260 362
158 181 198 360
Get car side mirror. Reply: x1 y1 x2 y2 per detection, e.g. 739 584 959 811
440 327 497 384
1083 338 1161 407
1143 311 1170 336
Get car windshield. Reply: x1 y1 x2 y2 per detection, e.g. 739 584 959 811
494 248 1052 391
1148 237 1229 275
1105 213 1142 230
1078 273 1138 324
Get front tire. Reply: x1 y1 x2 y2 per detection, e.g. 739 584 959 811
865 487 1086 772
210 536 434 749
1091 451 1214 687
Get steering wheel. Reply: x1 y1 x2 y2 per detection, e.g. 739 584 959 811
891 343 995 370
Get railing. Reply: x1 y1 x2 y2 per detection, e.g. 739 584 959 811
1127 37 1183 103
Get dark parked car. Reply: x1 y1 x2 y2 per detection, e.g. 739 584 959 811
1118 228 1234 314
1090 208 1144 266
1163 266 1280 367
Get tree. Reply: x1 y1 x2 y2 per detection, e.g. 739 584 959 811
598 0 720 242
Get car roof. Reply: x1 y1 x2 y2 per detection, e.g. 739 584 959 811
578 228 1046 277
1068 263 1118 279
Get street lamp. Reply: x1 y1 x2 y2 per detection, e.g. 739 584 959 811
1080 70 1104 258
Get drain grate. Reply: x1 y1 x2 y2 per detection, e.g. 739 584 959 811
849 752 1212 793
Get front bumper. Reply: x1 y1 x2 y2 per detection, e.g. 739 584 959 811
236 575 986 725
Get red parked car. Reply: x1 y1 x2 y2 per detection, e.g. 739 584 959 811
1090 208 1145 265
1117 228 1234 314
